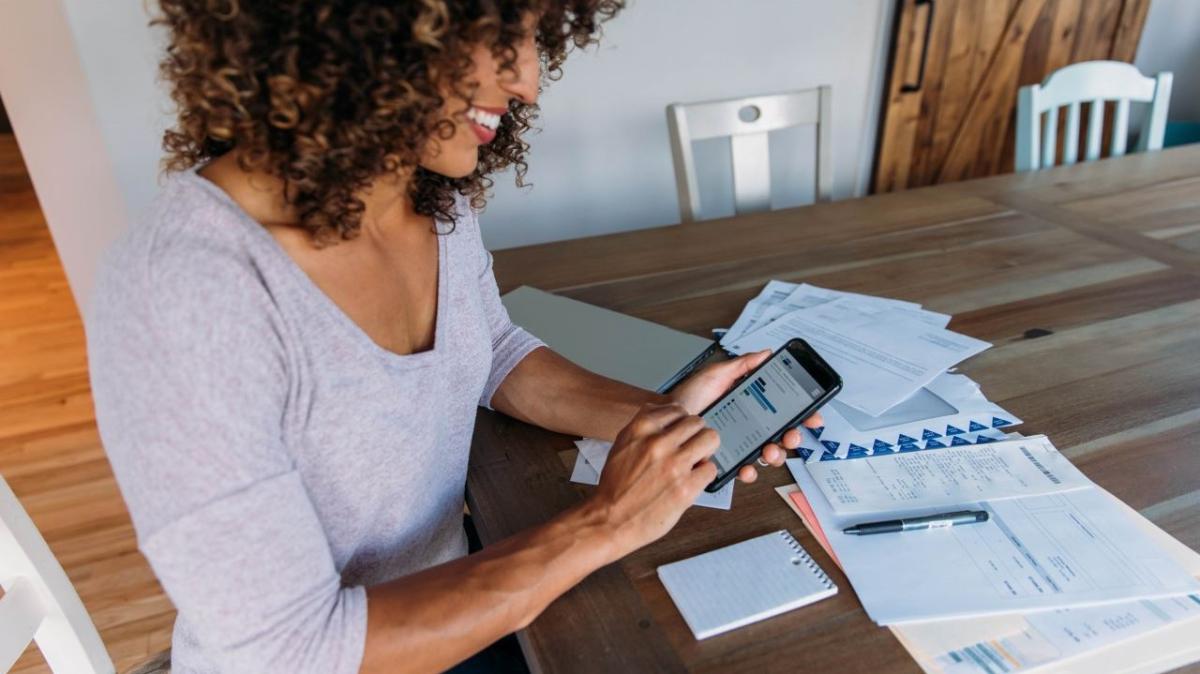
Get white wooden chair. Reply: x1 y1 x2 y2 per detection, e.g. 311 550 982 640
1016 61 1173 171
667 87 833 223
0 474 114 673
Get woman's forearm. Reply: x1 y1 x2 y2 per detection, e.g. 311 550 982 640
360 499 620 673
490 346 667 441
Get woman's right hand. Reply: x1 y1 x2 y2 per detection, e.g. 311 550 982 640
587 403 720 556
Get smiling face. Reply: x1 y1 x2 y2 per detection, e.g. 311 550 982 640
420 24 541 179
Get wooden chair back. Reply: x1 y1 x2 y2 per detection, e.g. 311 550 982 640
0 474 113 673
1016 60 1173 171
667 87 833 223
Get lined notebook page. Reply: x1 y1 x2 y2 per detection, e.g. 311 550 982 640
658 530 836 639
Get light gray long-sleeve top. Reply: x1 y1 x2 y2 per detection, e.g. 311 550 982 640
86 171 543 673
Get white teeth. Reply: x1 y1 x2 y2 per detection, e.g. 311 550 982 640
466 107 501 131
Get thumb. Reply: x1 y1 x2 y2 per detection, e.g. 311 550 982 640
720 349 771 379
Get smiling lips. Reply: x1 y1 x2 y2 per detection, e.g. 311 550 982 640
465 105 506 144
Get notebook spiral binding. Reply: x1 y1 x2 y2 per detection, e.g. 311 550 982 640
779 530 835 590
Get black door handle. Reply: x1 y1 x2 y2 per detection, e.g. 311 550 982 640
901 0 935 93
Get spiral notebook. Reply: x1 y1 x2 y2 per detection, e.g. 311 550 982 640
658 530 837 639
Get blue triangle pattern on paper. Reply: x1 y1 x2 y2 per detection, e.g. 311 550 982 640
873 439 895 452
975 435 996 444
798 447 814 461
810 426 824 438
945 424 965 436
821 440 840 452
848 445 870 459
993 417 1012 428
922 428 942 440
951 436 971 446
924 439 947 449
899 442 921 452
898 434 918 445
968 420 988 432
819 451 839 461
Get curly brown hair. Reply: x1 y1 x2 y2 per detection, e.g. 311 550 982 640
155 0 622 242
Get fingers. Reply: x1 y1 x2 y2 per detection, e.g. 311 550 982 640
801 411 824 429
680 425 720 466
724 349 771 378
626 402 689 437
737 464 758 483
779 428 803 450
760 443 786 466
659 413 709 450
683 459 719 493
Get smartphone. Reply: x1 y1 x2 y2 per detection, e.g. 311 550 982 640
701 338 842 493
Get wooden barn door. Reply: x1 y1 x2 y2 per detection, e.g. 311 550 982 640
871 0 1150 193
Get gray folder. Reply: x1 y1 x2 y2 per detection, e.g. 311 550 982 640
501 286 717 393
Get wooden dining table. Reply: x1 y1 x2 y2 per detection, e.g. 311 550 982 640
466 145 1200 673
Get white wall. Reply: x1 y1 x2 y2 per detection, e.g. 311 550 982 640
0 1 134 311
3 0 895 304
1135 0 1200 122
61 0 170 222
6 0 1198 306
480 0 896 249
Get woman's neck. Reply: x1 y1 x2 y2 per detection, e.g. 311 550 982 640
197 152 426 243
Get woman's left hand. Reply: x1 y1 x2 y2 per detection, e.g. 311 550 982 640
668 349 823 484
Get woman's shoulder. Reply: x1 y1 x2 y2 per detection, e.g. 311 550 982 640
90 171 281 331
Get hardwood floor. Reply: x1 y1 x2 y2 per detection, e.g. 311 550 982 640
0 132 174 673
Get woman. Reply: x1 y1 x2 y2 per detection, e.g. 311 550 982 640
88 2 820 672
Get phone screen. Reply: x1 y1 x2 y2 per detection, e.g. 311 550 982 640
703 350 829 475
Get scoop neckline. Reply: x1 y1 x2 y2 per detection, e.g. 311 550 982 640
181 169 450 369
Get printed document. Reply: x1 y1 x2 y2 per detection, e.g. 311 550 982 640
721 282 943 347
897 501 1200 674
807 436 1091 515
731 299 991 416
788 460 1200 624
725 283 937 345
780 471 1200 674
721 280 799 345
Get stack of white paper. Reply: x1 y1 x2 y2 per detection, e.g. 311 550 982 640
722 282 1008 462
786 454 1200 625
726 283 1200 670
775 477 1200 674
727 296 988 416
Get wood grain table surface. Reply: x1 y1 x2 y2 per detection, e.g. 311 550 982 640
466 145 1200 673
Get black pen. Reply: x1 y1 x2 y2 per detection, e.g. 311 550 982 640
843 509 989 536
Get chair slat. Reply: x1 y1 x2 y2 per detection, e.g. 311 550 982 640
1015 86 1040 171
1085 99 1104 161
1042 108 1059 169
815 86 833 202
1063 102 1080 165
0 578 46 672
1 476 115 673
666 105 702 223
730 132 771 215
1138 72 1174 152
1112 98 1130 156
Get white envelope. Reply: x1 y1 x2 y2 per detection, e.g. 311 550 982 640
725 299 990 416
801 373 1021 460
